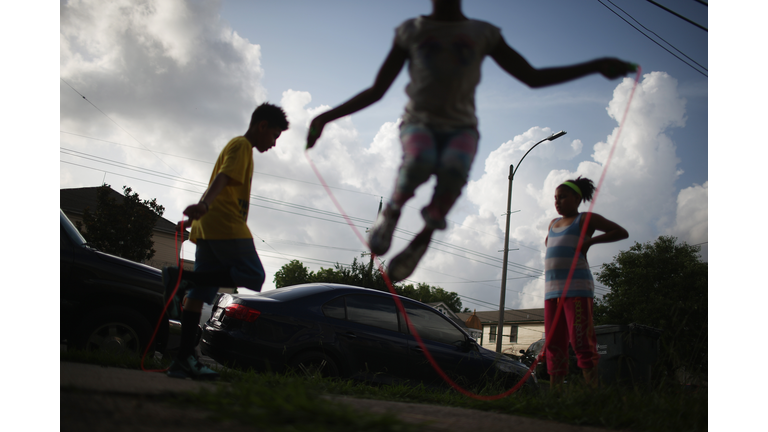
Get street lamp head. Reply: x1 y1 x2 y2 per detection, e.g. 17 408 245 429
548 130 567 141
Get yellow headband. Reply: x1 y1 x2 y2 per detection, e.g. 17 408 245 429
561 181 582 197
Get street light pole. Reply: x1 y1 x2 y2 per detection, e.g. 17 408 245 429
495 130 566 353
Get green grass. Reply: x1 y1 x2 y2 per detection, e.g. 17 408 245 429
60 347 172 370
61 349 707 432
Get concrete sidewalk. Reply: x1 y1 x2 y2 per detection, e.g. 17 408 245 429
60 361 615 432
60 361 224 395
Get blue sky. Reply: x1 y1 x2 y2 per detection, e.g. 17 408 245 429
57 0 711 313
218 0 708 189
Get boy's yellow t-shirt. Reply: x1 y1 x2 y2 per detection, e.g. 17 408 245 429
189 136 253 243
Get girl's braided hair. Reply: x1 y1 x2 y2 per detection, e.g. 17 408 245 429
563 176 596 203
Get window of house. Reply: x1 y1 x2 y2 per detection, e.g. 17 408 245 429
508 325 518 343
489 325 497 343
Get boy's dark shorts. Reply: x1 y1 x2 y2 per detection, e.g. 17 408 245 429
187 238 265 304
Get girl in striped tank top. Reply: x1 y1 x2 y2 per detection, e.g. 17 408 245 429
544 177 628 389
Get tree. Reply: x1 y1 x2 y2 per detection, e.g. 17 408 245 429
75 184 165 263
593 235 707 379
395 282 467 313
273 259 312 288
272 256 468 313
310 257 390 290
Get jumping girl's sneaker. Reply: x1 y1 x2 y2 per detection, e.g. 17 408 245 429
420 205 447 230
368 206 401 256
387 228 433 282
166 354 220 380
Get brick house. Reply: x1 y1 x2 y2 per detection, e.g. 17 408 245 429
60 186 195 273
60 187 235 295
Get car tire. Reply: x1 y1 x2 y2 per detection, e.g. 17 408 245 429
72 307 155 357
289 351 340 378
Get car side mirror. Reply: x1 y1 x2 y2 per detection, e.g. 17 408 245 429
465 338 480 352
519 349 526 354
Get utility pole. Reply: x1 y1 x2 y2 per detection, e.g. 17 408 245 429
362 198 383 286
495 131 566 353
371 198 382 267
495 164 514 353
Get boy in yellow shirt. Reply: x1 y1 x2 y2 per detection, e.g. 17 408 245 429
163 102 288 380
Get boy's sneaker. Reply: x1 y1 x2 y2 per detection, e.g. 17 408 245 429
162 266 188 320
387 228 433 282
421 205 447 230
166 354 220 380
368 206 401 256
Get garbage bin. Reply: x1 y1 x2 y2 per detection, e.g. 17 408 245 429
595 323 662 386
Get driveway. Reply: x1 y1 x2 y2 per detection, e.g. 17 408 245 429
60 361 616 432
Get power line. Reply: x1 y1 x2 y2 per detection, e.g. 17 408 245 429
60 78 618 305
602 0 707 72
595 0 707 77
61 130 382 198
61 143 617 300
61 145 548 277
646 0 707 32
62 131 546 262
60 79 184 176
62 155 613 305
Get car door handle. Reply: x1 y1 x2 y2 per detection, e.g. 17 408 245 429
342 332 357 339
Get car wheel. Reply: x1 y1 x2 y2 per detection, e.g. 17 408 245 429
290 351 340 378
72 308 154 357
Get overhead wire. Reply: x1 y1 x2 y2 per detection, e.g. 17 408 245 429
61 144 551 277
645 0 707 32
61 87 623 313
603 0 707 73
62 148 616 303
61 79 184 176
62 130 544 268
595 0 707 77
63 145 617 303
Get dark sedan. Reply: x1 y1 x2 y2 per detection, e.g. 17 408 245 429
60 209 170 356
200 283 537 390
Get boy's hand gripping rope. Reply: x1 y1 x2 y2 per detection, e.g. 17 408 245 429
304 66 641 400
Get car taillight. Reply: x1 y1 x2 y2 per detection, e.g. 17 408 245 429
224 304 261 322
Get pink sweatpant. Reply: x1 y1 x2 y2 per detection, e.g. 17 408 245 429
544 297 599 375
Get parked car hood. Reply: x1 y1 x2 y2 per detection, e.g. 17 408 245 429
87 247 164 294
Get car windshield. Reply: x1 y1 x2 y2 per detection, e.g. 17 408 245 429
60 210 87 246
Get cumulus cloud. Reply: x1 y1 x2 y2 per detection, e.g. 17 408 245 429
668 181 708 247
60 0 267 166
58 3 706 303
424 71 704 309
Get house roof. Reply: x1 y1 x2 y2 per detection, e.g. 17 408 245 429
60 186 187 238
464 311 483 330
456 308 545 325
